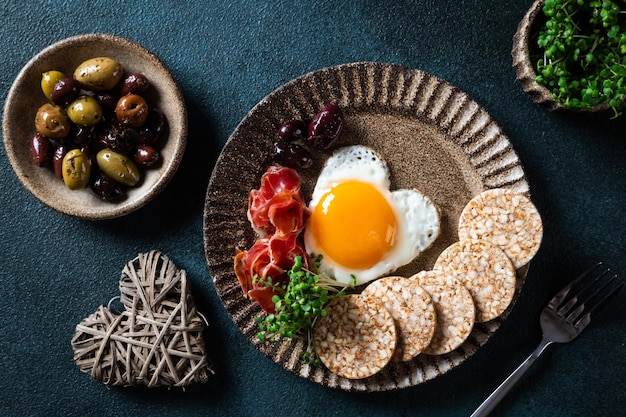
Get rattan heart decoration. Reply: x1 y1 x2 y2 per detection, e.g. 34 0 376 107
71 250 213 387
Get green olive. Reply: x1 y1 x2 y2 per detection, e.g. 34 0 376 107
34 103 70 139
73 57 124 91
96 149 140 186
67 95 103 126
41 70 66 100
62 149 91 190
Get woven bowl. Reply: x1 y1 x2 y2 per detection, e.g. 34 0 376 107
2 33 187 220
511 0 607 112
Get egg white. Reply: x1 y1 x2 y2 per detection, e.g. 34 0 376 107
303 145 440 285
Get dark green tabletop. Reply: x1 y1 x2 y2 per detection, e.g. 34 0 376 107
1 1 624 416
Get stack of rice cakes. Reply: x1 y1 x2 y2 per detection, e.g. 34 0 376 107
313 188 543 380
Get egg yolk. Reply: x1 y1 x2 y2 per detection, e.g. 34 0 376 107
309 181 397 269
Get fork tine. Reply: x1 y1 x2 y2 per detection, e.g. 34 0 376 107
574 276 624 326
558 267 609 317
550 263 624 330
550 263 623 323
548 262 604 311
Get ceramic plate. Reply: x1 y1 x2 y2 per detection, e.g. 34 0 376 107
203 62 529 391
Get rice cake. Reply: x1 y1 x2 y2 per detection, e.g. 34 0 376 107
434 239 516 322
410 270 475 355
458 188 543 269
361 276 436 361
312 294 396 379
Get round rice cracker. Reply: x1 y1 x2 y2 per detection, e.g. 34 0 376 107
313 294 396 379
434 239 516 323
458 188 543 269
410 270 475 355
361 276 436 362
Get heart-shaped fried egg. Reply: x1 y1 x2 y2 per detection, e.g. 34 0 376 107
303 145 440 285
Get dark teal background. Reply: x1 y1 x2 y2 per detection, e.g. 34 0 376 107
1 1 625 416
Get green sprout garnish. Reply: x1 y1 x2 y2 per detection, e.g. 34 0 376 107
254 255 355 366
535 0 626 117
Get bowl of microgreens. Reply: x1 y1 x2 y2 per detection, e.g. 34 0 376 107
512 0 626 116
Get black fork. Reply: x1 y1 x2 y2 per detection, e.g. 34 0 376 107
470 263 623 417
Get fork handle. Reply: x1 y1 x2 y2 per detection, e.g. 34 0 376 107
470 337 553 417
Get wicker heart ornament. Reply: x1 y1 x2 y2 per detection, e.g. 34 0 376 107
71 250 212 387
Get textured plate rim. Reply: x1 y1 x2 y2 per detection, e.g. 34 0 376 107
203 62 530 391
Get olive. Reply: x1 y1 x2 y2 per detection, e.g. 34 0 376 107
73 57 124 91
62 149 91 189
69 124 97 147
53 145 67 179
30 133 53 166
120 73 149 96
272 141 313 169
307 103 344 149
32 58 168 199
96 148 140 186
41 71 66 101
98 121 138 155
89 172 126 201
138 108 166 145
35 103 70 139
115 94 148 128
93 92 117 111
278 120 308 142
134 144 159 167
80 145 98 171
67 95 103 126
50 77 80 106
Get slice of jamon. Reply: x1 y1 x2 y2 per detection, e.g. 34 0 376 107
234 233 309 313
266 191 309 236
247 166 308 236
255 165 302 199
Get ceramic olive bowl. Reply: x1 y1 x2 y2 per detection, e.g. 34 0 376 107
2 33 187 220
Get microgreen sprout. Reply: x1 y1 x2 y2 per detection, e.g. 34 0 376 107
254 255 355 366
535 0 626 116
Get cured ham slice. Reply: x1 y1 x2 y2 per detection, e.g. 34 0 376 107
234 234 309 314
235 166 310 313
247 166 308 236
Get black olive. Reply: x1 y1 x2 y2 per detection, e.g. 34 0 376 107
272 141 313 169
307 103 343 149
278 119 308 142
89 172 126 201
50 77 80 106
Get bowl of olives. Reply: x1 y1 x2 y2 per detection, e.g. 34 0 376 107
2 33 187 220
